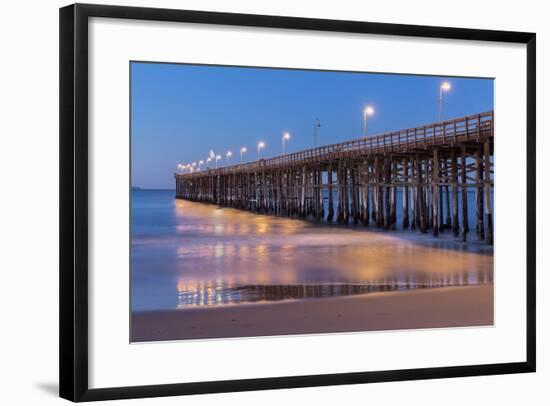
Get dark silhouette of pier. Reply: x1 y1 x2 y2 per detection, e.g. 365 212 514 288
175 111 494 243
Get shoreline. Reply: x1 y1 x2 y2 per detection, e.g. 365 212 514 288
170 196 493 255
131 284 493 342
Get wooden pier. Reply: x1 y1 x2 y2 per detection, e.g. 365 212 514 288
175 111 494 243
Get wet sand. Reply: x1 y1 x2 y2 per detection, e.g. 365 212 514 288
131 284 493 342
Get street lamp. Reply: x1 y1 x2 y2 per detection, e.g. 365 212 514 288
240 146 247 163
257 141 265 159
363 105 375 137
215 154 221 168
226 150 232 163
206 157 212 169
313 119 321 147
282 132 290 154
198 160 204 171
438 81 451 121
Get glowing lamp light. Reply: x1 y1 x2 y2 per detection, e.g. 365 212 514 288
439 82 452 121
364 105 375 117
240 146 247 163
257 141 265 159
282 132 291 154
363 105 375 137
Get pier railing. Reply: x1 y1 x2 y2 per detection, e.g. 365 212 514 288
177 111 493 178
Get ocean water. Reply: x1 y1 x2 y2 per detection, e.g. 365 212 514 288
131 190 493 312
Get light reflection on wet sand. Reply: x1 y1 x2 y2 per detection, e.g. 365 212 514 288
131 195 493 311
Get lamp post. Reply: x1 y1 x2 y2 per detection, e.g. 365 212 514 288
198 160 204 171
215 155 221 168
282 132 290 154
226 150 232 163
438 81 451 121
257 141 265 159
313 119 321 147
363 105 375 137
206 157 212 169
240 147 247 163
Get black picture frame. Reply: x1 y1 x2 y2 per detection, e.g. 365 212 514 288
59 3 536 402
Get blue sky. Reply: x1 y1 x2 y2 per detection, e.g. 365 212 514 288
131 62 493 189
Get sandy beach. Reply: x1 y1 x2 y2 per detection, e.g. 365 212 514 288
132 284 493 342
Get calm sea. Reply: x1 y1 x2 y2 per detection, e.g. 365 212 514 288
131 189 493 312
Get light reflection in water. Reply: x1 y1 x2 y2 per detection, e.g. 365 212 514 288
176 271 492 308
131 193 494 312
171 200 493 308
